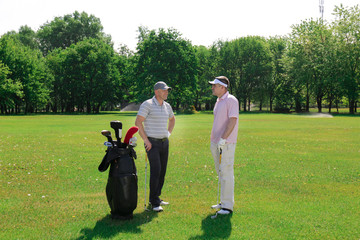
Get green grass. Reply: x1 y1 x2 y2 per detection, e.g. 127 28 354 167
1 112 359 239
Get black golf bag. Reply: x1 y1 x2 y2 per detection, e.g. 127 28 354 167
98 144 138 220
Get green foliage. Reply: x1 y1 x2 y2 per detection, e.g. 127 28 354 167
1 5 360 114
217 36 273 111
37 11 108 55
267 36 288 111
332 4 360 113
135 27 198 110
111 45 137 108
46 38 118 113
0 35 51 113
18 25 39 50
194 45 216 110
0 61 23 113
287 19 335 112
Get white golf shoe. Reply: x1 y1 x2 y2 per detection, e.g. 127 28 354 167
152 206 163 212
211 204 222 209
217 209 232 215
160 200 169 206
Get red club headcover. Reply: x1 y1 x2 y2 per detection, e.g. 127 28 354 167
124 126 139 144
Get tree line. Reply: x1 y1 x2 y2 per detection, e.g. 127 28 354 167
0 5 359 114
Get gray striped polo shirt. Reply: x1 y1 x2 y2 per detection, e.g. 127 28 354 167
137 96 174 139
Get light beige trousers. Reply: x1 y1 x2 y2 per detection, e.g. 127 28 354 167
210 142 236 211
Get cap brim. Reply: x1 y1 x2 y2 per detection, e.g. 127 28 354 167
208 80 216 85
157 87 172 90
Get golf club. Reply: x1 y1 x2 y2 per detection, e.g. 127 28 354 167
124 126 139 145
128 137 137 147
110 120 122 147
144 153 149 211
104 141 113 147
212 147 222 219
101 130 114 147
217 147 222 205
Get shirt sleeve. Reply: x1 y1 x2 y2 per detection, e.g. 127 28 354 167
137 101 150 118
227 97 239 119
168 104 175 118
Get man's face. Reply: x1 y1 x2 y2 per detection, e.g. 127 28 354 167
156 89 169 100
211 84 224 97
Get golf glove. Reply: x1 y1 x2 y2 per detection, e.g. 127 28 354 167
168 131 171 138
218 138 226 150
129 137 137 146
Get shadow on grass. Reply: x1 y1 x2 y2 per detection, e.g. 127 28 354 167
75 210 158 239
189 213 232 239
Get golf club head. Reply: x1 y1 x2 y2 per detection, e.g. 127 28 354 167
110 121 122 130
129 137 137 146
101 130 112 137
110 121 123 146
101 130 114 146
124 126 139 144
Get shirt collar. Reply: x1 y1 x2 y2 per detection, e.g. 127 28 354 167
218 91 229 101
152 96 161 106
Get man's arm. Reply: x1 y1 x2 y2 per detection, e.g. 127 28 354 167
221 117 237 140
168 116 175 134
135 115 152 151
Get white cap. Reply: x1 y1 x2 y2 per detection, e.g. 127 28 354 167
208 79 228 88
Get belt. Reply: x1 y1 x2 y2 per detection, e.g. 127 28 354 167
148 137 168 142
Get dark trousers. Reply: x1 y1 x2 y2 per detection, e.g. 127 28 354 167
147 138 169 207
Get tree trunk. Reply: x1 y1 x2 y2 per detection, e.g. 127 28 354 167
87 101 91 114
317 96 322 113
306 93 310 112
52 103 57 113
349 100 355 114
355 101 357 113
328 99 332 113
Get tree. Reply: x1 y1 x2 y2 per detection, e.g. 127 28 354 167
135 27 198 110
112 50 134 109
0 35 51 113
332 4 360 113
267 36 287 112
286 19 334 112
218 36 273 111
0 61 23 114
46 38 118 113
18 25 39 50
193 45 217 111
37 11 109 55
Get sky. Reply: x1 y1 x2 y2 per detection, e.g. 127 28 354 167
0 0 359 51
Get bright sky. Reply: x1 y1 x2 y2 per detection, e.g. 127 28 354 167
0 0 358 51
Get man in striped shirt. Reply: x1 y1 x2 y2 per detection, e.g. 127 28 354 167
135 81 175 212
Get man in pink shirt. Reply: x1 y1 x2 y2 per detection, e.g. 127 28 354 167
208 76 239 215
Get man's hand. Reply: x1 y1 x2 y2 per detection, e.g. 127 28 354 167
135 115 152 151
218 138 226 150
144 139 152 152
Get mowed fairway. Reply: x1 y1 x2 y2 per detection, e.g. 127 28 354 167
1 112 359 239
